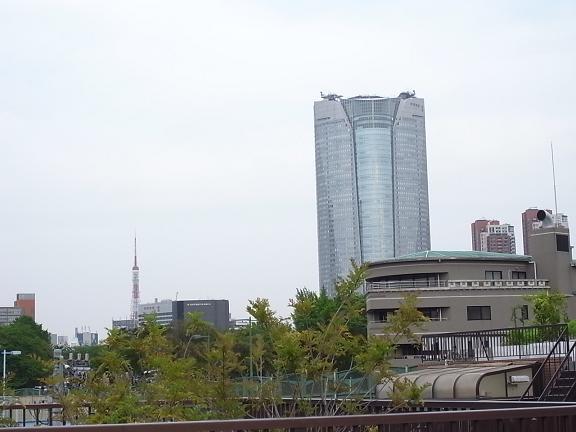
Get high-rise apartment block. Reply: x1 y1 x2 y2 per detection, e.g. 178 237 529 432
471 219 516 254
314 92 430 294
471 219 499 251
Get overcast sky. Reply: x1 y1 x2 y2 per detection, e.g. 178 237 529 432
1 0 575 339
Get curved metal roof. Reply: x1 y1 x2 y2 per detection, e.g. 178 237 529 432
377 364 535 399
370 250 533 265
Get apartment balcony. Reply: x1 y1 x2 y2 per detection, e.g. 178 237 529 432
366 279 549 292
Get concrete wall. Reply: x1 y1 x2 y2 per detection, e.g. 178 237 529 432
527 227 576 316
367 259 535 281
367 285 547 335
366 257 550 337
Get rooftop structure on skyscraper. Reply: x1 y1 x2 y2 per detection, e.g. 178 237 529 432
314 91 430 294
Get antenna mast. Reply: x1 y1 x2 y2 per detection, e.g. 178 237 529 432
131 235 140 328
551 141 559 227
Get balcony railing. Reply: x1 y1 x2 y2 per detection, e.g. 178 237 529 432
420 324 569 362
4 403 576 432
367 279 549 292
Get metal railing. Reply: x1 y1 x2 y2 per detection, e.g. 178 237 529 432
420 324 568 362
367 279 549 292
4 404 576 432
368 280 449 290
5 399 576 427
521 325 571 400
538 338 576 401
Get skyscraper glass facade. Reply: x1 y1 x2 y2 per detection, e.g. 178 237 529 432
314 93 430 294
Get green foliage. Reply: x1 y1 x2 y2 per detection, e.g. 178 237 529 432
525 290 567 326
55 264 429 423
0 316 52 388
505 327 541 345
0 417 18 428
290 261 367 336
568 320 576 337
63 345 108 371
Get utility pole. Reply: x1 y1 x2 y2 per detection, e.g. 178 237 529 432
2 350 22 403
249 316 253 379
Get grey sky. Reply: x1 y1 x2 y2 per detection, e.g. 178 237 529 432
1 0 575 339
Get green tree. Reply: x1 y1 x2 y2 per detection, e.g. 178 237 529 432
526 290 567 326
0 316 52 388
56 265 429 423
291 261 367 336
251 263 428 417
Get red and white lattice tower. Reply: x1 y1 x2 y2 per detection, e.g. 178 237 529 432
130 236 140 328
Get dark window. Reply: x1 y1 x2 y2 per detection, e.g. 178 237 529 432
467 306 491 320
418 307 445 321
512 271 527 279
521 305 529 320
485 271 503 280
557 234 570 252
374 309 396 322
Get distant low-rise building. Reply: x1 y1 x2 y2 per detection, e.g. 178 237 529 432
140 298 174 326
111 319 137 330
0 293 35 326
172 299 230 331
14 293 35 320
75 328 98 346
0 306 22 325
112 298 231 331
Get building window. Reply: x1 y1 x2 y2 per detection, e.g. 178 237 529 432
467 306 491 320
418 307 447 321
512 271 527 279
521 305 529 320
557 234 570 252
485 271 503 280
373 309 396 322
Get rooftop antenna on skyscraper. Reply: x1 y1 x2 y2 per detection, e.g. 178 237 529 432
551 141 559 227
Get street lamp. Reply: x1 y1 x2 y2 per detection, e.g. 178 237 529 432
2 350 21 401
189 334 210 344
183 334 210 358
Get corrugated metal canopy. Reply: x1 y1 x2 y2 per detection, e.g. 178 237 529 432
378 364 535 399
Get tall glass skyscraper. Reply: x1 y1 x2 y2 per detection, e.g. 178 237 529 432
314 92 431 294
